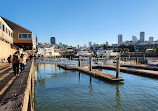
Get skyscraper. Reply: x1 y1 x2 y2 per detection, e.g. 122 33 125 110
118 34 123 46
140 32 145 42
50 37 56 45
149 37 154 42
132 36 137 43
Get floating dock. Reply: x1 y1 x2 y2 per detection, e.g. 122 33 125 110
120 64 158 71
93 65 158 78
58 65 124 81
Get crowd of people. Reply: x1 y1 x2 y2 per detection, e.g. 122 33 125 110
7 52 31 76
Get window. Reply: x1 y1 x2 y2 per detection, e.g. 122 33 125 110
2 24 5 32
9 30 10 36
6 28 7 33
11 33 13 38
19 33 32 39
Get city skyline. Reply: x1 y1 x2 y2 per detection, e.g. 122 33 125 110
1 0 158 46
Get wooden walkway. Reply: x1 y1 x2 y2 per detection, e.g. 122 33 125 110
93 64 158 78
0 63 16 102
58 65 124 81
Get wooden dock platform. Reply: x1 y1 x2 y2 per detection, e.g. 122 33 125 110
58 65 124 81
93 64 158 78
120 64 158 71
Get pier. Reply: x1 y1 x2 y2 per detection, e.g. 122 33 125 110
0 59 34 111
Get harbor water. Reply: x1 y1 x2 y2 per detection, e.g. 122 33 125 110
34 63 158 111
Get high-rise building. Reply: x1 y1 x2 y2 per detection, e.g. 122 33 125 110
132 36 137 43
118 34 123 46
149 37 154 42
140 32 145 42
50 37 56 44
88 42 92 48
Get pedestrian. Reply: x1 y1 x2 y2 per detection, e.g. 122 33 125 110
19 54 25 72
7 55 12 67
12 53 20 76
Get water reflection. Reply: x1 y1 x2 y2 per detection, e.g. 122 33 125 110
89 76 93 93
115 84 121 111
79 72 81 82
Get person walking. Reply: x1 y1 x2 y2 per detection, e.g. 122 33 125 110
19 54 25 72
7 55 12 67
12 53 20 76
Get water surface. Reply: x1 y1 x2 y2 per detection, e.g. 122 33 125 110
34 63 158 111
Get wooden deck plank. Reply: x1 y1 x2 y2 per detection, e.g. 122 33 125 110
58 65 124 81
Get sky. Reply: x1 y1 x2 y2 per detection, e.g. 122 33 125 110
1 0 158 46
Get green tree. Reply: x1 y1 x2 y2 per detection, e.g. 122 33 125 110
128 45 135 52
103 44 108 50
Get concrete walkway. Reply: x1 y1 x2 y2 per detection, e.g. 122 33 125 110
0 63 16 102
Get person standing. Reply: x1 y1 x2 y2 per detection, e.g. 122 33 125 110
19 54 25 72
7 55 12 67
12 53 20 76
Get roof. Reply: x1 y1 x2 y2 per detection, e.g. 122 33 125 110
0 17 32 33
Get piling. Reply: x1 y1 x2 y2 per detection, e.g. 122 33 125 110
89 56 92 71
78 56 81 67
116 55 120 78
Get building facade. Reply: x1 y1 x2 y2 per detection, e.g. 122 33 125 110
149 37 153 42
0 17 17 61
132 36 137 43
0 17 33 62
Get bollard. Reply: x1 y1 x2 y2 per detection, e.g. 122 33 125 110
116 55 120 78
89 56 92 71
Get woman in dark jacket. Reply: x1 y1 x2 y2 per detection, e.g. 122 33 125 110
12 53 20 76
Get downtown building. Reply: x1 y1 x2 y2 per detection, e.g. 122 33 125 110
0 17 33 61
50 37 56 45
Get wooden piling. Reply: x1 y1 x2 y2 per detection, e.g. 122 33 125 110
89 56 92 71
78 56 81 67
116 55 120 78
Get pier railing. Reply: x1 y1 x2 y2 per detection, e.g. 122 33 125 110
0 59 34 111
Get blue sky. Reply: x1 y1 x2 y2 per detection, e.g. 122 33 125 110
1 0 158 46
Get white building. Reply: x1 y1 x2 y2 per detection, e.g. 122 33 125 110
149 37 154 42
33 39 36 50
37 45 60 56
132 36 137 43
